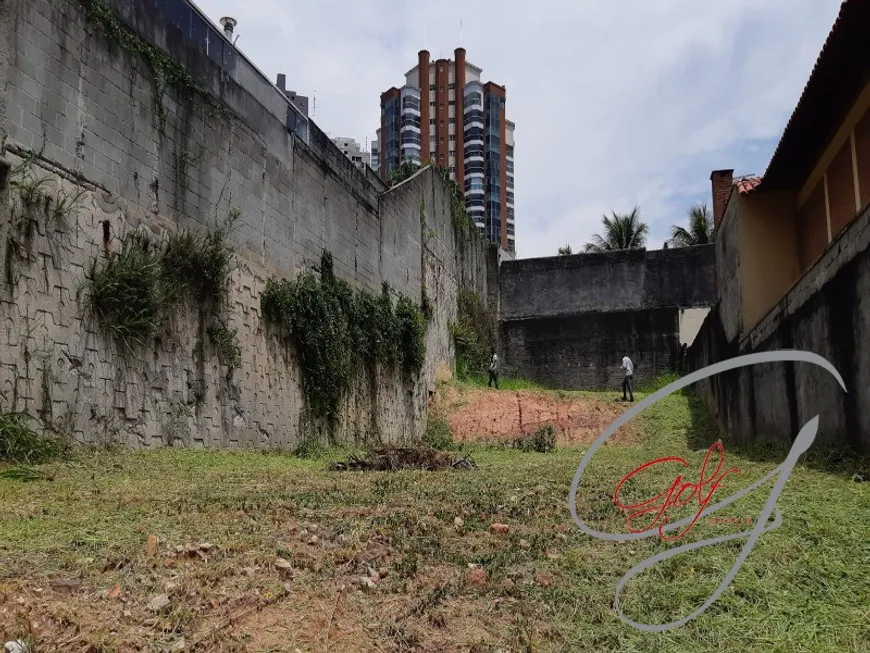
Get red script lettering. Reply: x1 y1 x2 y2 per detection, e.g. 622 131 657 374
612 442 739 541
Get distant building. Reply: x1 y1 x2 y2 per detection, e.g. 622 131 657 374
276 73 309 117
371 136 380 175
374 47 516 253
331 137 371 171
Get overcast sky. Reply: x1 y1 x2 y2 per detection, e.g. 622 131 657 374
192 0 842 259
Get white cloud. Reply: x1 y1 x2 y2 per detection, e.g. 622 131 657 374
191 0 843 257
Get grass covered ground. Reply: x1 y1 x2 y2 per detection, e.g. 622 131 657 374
1 387 869 652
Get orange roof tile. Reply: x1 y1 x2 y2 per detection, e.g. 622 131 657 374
733 176 762 194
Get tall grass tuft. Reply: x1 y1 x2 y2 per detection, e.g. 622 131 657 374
161 228 232 307
0 412 69 465
83 233 163 351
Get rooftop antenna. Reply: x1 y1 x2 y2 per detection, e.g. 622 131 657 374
313 90 317 117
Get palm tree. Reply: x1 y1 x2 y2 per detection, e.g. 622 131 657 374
670 204 714 247
558 244 573 255
583 207 649 252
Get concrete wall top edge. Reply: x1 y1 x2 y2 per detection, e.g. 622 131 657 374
500 244 714 274
500 305 683 323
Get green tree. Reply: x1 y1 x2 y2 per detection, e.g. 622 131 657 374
558 244 573 255
670 203 714 247
583 207 649 252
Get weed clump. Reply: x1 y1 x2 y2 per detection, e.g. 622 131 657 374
0 412 69 465
261 251 428 425
10 170 52 210
84 222 240 373
5 151 87 287
162 228 232 307
84 233 164 349
422 415 454 451
207 319 242 372
396 296 427 377
514 423 557 453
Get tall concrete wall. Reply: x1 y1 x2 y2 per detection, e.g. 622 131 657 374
498 245 716 389
500 245 715 321
688 202 870 453
500 308 681 390
0 0 493 449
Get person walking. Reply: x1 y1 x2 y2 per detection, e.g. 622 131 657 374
488 348 500 389
621 354 634 402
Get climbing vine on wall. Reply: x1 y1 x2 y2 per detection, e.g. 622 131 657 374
435 165 478 233
450 288 495 378
419 195 434 321
4 147 86 287
77 0 225 131
260 251 429 426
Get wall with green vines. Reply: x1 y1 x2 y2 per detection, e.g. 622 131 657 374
78 0 223 131
0 0 497 451
261 251 429 427
451 288 496 378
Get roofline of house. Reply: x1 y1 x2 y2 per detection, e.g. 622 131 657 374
761 0 870 190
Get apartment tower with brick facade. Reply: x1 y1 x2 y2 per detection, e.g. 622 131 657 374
372 48 516 253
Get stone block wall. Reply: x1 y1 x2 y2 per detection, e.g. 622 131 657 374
0 0 492 449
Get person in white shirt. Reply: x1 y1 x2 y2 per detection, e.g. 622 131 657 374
488 348 500 389
621 354 634 402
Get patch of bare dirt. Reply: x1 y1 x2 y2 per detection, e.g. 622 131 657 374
442 388 635 446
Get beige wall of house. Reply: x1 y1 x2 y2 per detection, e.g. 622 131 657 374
735 77 870 335
737 190 800 332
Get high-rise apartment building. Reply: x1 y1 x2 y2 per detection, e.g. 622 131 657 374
331 137 371 171
374 48 515 253
276 73 309 117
